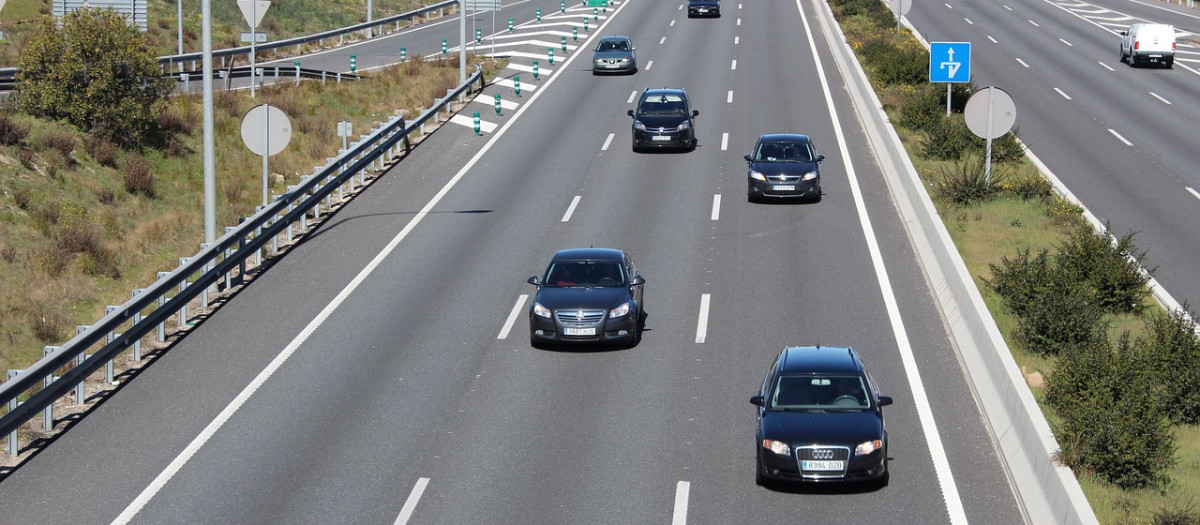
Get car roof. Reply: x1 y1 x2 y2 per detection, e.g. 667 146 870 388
642 87 687 97
776 346 864 375
757 133 811 144
551 247 625 262
599 36 631 42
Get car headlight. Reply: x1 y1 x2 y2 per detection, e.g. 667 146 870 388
762 439 791 456
678 120 691 131
801 170 819 181
749 170 767 181
618 58 629 63
609 302 631 318
533 302 552 318
633 120 646 131
855 439 883 456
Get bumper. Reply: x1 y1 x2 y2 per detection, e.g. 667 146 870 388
632 129 694 150
758 447 887 483
530 312 638 344
593 62 635 74
748 178 820 200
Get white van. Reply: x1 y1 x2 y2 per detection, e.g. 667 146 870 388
1120 23 1176 68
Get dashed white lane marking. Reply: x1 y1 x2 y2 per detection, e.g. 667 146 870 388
1060 38 1074 46
393 477 430 525
1004 4 1013 10
711 194 721 221
731 59 737 70
645 60 654 71
737 18 742 26
695 294 710 344
659 36 666 45
672 481 690 525
721 132 729 151
1150 92 1172 104
1109 128 1133 146
449 114 499 134
562 195 582 222
498 295 528 339
1187 187 1200 201
1099 61 1115 71
987 35 998 43
965 18 974 25
1054 87 1072 100
627 90 638 104
1016 57 1030 68
727 90 733 103
602 132 615 150
734 36 740 45
945 3 952 8
1029 19 1040 26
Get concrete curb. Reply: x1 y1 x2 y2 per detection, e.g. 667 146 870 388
812 1 1100 523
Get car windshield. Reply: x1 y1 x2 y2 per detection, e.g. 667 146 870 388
544 260 626 288
770 374 870 410
638 95 687 116
755 142 813 163
598 40 628 52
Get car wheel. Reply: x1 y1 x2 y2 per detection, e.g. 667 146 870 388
811 191 822 203
877 468 890 488
1129 54 1138 67
755 452 766 486
1119 47 1126 63
1165 58 1174 69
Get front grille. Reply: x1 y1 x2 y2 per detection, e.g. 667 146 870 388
555 310 605 324
767 174 802 182
795 445 851 478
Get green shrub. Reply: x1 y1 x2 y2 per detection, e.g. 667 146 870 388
1152 499 1200 525
1143 307 1200 424
1049 335 1176 489
121 153 156 198
875 46 927 86
37 129 77 159
920 117 976 160
13 9 174 148
0 112 30 146
900 87 944 130
933 154 1003 205
1014 276 1105 356
1057 225 1151 314
986 129 1025 163
1004 171 1053 201
985 248 1054 318
85 135 120 168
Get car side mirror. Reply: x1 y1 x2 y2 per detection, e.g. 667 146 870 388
630 275 645 286
743 154 752 163
527 275 541 286
1120 31 1127 36
815 154 825 162
750 395 764 406
877 395 893 407
692 110 700 118
628 109 635 118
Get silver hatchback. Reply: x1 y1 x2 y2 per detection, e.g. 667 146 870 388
592 36 637 75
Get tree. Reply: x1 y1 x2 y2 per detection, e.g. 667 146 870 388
13 8 173 148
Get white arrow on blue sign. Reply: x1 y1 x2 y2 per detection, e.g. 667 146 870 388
929 42 971 83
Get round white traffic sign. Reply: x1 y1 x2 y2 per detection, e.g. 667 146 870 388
964 87 1017 139
240 104 292 156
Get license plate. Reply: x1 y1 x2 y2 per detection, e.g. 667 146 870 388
802 460 844 471
772 185 796 191
651 135 671 141
698 8 708 12
564 327 596 336
606 64 622 69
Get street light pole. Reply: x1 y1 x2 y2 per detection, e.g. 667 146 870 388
203 0 216 244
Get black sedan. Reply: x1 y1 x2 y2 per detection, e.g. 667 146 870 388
527 248 645 347
687 0 721 17
628 87 698 152
745 134 825 203
750 346 892 486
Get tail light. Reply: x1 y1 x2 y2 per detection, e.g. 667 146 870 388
1134 41 1140 50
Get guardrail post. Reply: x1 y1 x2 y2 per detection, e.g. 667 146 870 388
337 72 342 84
223 227 238 290
75 326 88 404
198 243 212 308
104 306 119 385
43 346 61 431
128 290 144 361
177 258 190 326
271 196 283 252
7 369 19 456
181 73 189 93
156 272 169 342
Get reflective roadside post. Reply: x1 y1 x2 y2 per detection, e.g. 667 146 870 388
350 54 356 73
442 38 448 55
401 47 407 62
494 93 502 115
548 48 554 66
593 7 598 21
561 36 567 52
476 28 482 44
536 8 541 22
533 60 540 79
508 17 514 32
514 75 521 96
584 18 589 32
561 0 566 13
573 27 578 42
473 112 481 136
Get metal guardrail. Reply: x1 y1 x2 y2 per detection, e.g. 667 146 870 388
0 0 459 91
0 65 485 453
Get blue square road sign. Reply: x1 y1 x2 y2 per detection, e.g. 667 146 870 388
929 42 971 83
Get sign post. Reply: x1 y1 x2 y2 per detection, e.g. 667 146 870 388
929 42 971 117
240 104 293 206
237 0 271 97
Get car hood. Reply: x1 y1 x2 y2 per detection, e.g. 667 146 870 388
536 286 632 310
759 409 883 446
594 51 633 60
635 115 690 128
749 160 819 177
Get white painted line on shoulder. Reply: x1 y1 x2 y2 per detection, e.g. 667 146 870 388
1108 128 1133 146
731 59 737 70
1016 57 1030 68
695 294 711 344
727 90 733 103
498 295 528 339
449 114 499 134
1099 61 1115 71
1060 38 1073 47
965 18 974 25
672 481 690 525
628 90 638 104
393 477 430 525
987 35 998 43
1150 92 1172 104
1054 88 1071 100
562 195 582 222
602 133 615 151
1188 187 1200 201
800 0 967 521
721 132 729 151
711 194 721 221
475 96 519 111
1029 19 1040 26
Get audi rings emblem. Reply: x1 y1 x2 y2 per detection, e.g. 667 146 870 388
811 449 835 460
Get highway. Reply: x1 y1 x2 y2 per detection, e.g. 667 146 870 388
905 0 1200 310
0 1 1027 523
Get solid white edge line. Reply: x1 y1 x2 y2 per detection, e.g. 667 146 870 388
562 195 582 222
799 0 967 522
695 294 710 344
721 132 729 151
711 194 721 221
111 2 638 520
602 132 615 151
1108 128 1133 146
672 481 690 525
497 295 528 339
393 477 430 525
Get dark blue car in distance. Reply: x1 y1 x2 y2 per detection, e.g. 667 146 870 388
527 248 645 347
751 346 892 487
628 87 698 152
688 0 721 17
745 134 825 203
